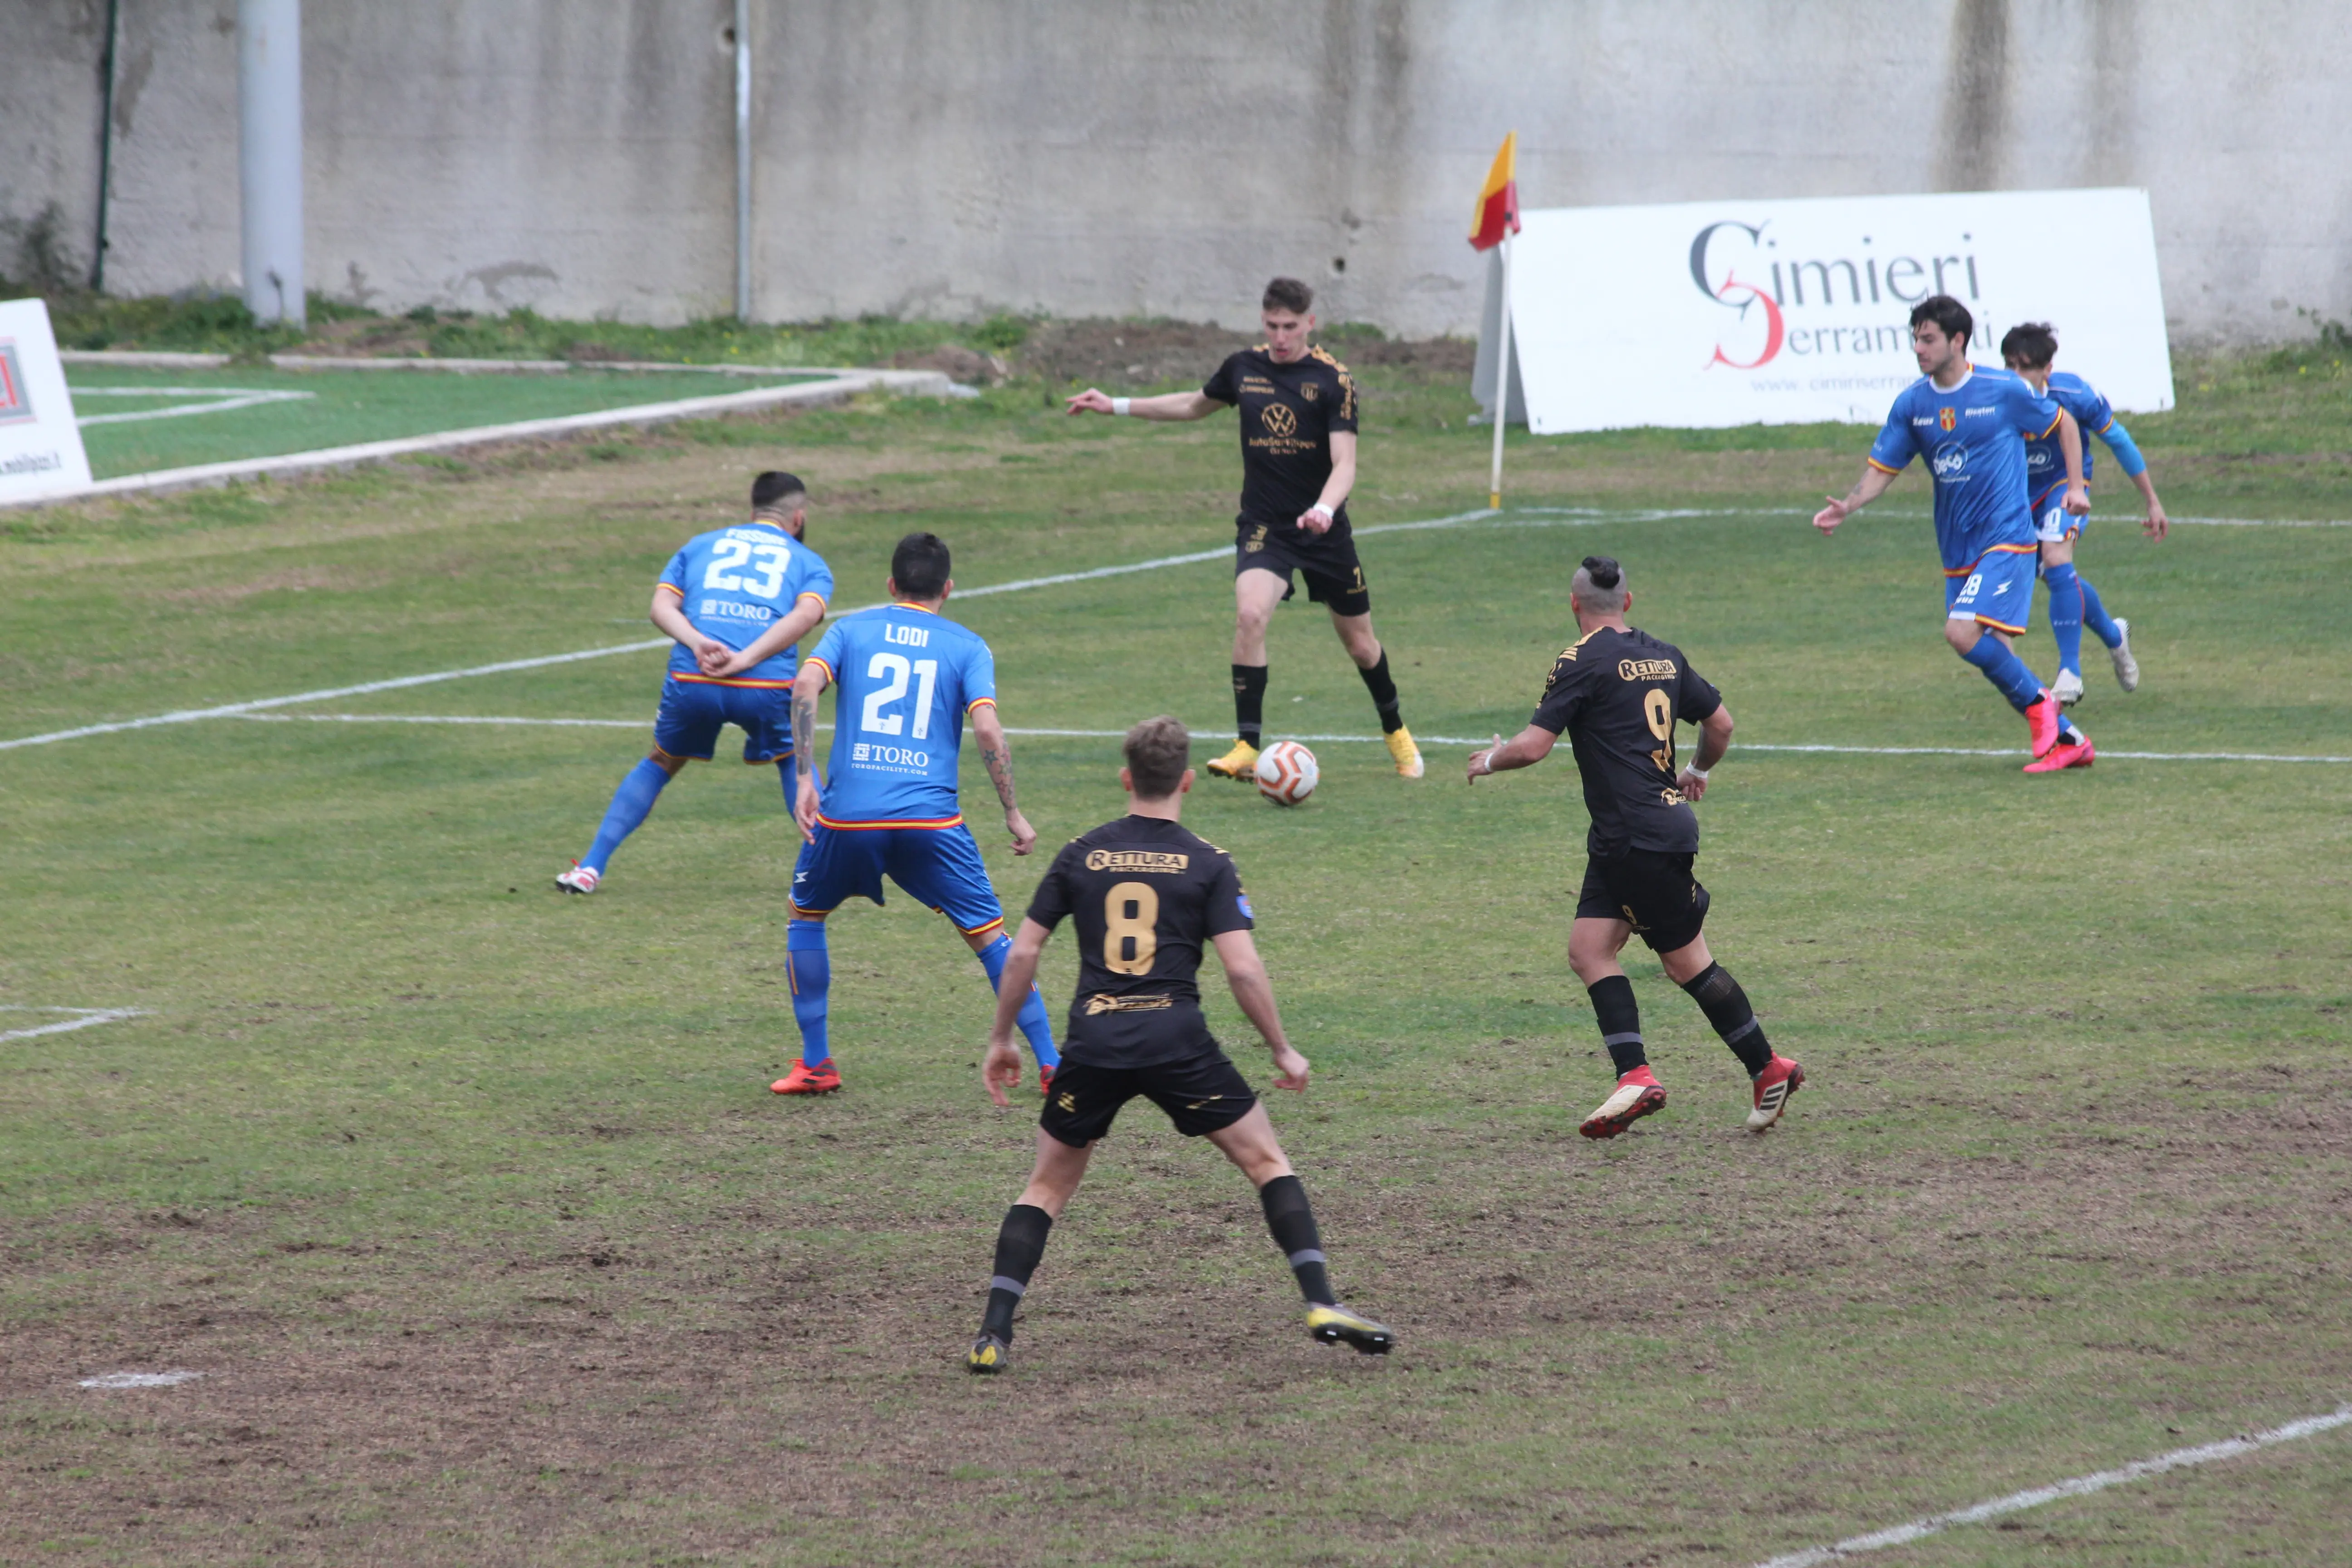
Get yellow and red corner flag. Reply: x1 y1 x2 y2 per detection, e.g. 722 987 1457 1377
1469 132 1520 251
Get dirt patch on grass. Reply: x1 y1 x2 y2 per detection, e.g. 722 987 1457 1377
155 565 388 605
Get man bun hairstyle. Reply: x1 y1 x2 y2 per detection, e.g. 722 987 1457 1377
1571 555 1629 613
1910 294 1975 349
1262 276 1314 315
1124 715 1191 799
1999 321 2059 369
891 531 952 600
751 470 806 512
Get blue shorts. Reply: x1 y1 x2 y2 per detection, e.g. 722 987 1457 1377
2030 488 2085 544
1944 547 2038 637
652 677 794 765
788 821 1007 938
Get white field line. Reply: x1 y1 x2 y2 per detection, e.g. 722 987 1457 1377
78 1371 203 1389
5 369 956 512
5 503 2345 756
1753 1403 2352 1568
0 1007 147 1042
230 714 2352 765
74 387 317 427
62 350 869 377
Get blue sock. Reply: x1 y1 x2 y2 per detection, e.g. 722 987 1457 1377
974 931 1060 1068
1960 633 2046 712
2078 574 2122 649
582 758 671 874
2043 561 2086 676
786 919 831 1067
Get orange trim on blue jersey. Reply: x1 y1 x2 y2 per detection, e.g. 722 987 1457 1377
803 656 835 683
795 591 828 608
1866 457 1904 475
1973 613 2029 636
892 601 941 615
2096 416 2117 435
967 696 997 714
743 749 792 765
815 813 965 832
789 901 835 920
668 672 795 689
1943 542 2040 577
656 581 686 596
2035 412 2063 439
960 916 1007 940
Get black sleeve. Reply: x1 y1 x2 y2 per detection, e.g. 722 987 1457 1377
1024 843 1079 931
1529 654 1588 734
1327 366 1358 435
1203 854 1254 936
1676 664 1723 724
1201 353 1241 406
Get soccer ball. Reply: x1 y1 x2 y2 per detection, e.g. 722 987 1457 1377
1255 740 1319 806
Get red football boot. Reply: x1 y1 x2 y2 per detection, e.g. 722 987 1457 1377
1580 1066 1667 1139
2023 691 2063 758
2023 735 2096 774
770 1058 842 1095
1745 1056 1805 1132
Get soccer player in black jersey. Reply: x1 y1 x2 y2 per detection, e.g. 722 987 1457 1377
1466 558 1805 1138
964 716 1394 1372
1065 278 1423 784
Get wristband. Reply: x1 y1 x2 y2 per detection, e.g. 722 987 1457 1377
1111 397 1131 416
1684 764 1710 781
1306 503 1333 521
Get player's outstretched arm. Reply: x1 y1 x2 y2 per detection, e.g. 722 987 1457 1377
712 594 827 678
968 704 1036 855
1210 929 1308 1091
651 588 729 672
1064 388 1222 421
1466 724 1560 783
2057 410 2091 515
789 664 828 844
1814 465 1899 533
1678 704 1735 802
983 919 1052 1107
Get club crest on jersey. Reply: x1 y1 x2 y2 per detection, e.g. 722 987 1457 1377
1937 406 1957 432
1300 381 1319 401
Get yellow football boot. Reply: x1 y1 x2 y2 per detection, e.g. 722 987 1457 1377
1306 1303 1395 1355
1205 738 1260 782
966 1332 1009 1374
1384 725 1425 779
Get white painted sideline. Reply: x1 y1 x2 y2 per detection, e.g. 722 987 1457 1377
229 714 2352 765
1752 1403 2352 1567
75 386 316 427
78 1371 203 1389
62 349 867 377
4 504 2344 755
0 1007 147 1042
0 368 956 511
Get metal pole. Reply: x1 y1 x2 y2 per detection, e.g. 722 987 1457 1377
734 0 752 322
91 0 121 292
1487 231 1513 510
237 0 304 328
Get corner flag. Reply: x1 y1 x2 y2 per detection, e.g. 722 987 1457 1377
1469 132 1519 251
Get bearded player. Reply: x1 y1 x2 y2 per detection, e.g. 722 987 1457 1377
1064 278 1423 784
1467 558 1804 1139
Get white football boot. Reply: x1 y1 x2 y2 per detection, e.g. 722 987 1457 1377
554 863 601 895
2108 618 2140 692
2050 668 2086 708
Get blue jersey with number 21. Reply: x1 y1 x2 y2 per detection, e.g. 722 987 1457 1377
656 520 833 686
806 603 997 826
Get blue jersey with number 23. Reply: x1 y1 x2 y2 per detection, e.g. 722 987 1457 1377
806 603 997 825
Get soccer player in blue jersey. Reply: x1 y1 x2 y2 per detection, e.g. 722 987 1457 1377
2000 322 2169 711
556 472 833 893
772 531 1060 1095
1813 297 2096 772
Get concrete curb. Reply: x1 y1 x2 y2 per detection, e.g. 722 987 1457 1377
9 367 960 510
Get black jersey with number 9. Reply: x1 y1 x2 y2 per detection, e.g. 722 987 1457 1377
1024 816 1254 1068
1529 625 1723 856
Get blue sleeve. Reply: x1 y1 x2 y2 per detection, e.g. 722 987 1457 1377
1867 395 1914 473
798 550 835 608
2012 376 2063 440
809 618 848 681
658 546 691 596
962 636 999 711
2094 414 2147 478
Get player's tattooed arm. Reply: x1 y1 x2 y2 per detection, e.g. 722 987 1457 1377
1679 704 1735 801
969 704 1037 855
789 666 827 843
1814 463 1899 533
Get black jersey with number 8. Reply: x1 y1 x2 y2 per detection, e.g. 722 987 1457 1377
1024 816 1255 1068
1529 625 1724 857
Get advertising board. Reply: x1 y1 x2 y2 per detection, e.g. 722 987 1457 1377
0 299 93 504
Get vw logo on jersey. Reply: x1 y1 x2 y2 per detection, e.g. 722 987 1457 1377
1261 403 1298 438
1937 406 1957 431
1931 441 1969 479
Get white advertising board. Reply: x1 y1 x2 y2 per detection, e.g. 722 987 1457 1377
0 299 92 503
1499 189 2173 433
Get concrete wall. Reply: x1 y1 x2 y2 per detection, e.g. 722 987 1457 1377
5 0 2346 345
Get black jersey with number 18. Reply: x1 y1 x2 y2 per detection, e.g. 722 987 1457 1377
1529 625 1724 857
1024 816 1254 1069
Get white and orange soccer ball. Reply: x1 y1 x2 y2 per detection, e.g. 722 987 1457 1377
1254 740 1319 806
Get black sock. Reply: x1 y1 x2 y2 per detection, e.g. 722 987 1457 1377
1680 962 1773 1077
1356 650 1404 733
980 1203 1053 1340
1232 663 1269 746
1257 1174 1334 1306
1587 974 1647 1076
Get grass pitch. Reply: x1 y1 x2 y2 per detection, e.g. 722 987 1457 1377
2 349 2348 1566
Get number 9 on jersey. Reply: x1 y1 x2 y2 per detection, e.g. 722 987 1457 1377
1255 740 1319 807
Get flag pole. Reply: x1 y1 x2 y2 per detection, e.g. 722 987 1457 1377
1488 230 1513 511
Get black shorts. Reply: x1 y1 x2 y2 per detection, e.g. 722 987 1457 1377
1234 521 1371 616
1576 848 1711 954
1039 1047 1259 1147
